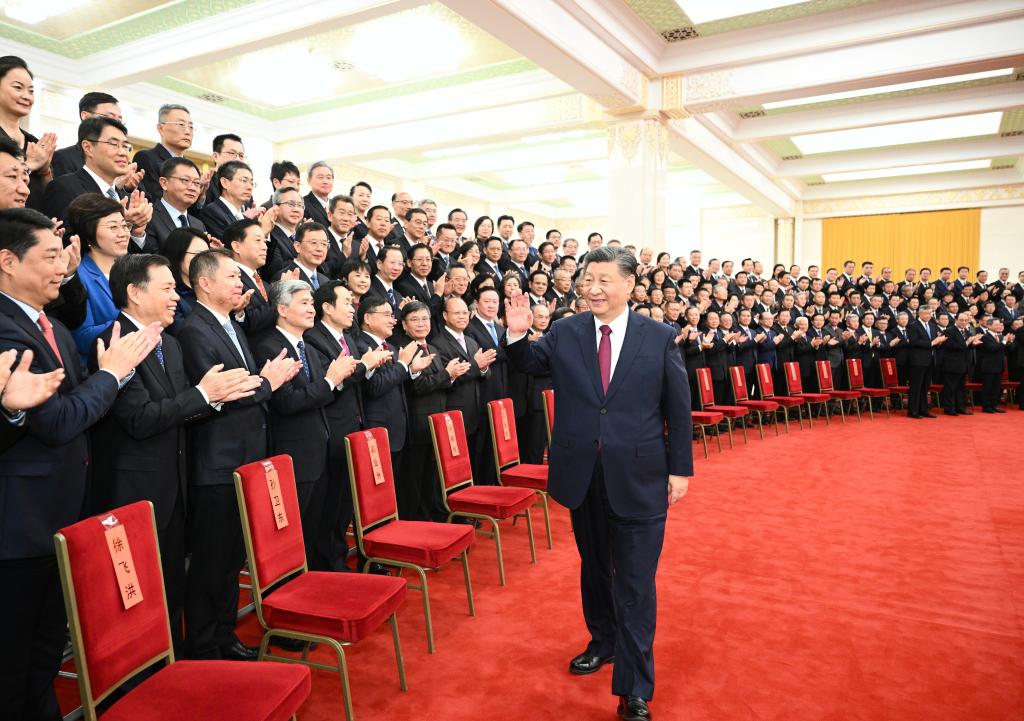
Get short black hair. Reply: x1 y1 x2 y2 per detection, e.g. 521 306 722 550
366 205 390 222
340 258 372 283
78 116 128 146
163 228 209 286
377 245 405 264
447 208 466 220
528 269 548 283
508 237 527 250
404 207 427 222
217 160 252 186
159 156 200 179
329 194 353 213
66 193 124 252
517 221 534 233
545 229 560 240
475 286 500 303
436 222 456 236
0 56 31 82
110 254 170 310
188 248 233 290
223 219 260 253
0 135 23 159
295 221 327 244
79 91 118 115
496 214 514 227
400 300 430 322
270 161 300 183
350 181 372 195
0 208 54 260
213 133 243 154
407 242 432 260
314 279 345 320
357 295 390 328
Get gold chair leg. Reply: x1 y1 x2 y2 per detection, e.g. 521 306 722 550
854 398 862 421
698 424 709 459
781 409 790 434
804 402 813 429
885 395 891 418
524 508 537 564
491 518 506 587
866 398 874 420
333 642 354 721
725 418 735 448
389 613 408 692
415 566 435 654
461 550 475 616
713 423 723 452
837 399 846 424
773 410 780 436
823 402 831 425
538 491 553 550
740 417 748 444
755 411 765 440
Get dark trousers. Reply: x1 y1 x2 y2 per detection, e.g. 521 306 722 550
185 485 244 659
399 440 445 522
472 427 496 486
297 477 324 571
980 372 1002 410
160 492 187 658
907 363 933 416
570 462 666 700
0 556 65 721
940 371 967 413
318 426 359 571
522 408 548 465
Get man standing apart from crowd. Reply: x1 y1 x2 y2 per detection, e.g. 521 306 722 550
503 245 692 721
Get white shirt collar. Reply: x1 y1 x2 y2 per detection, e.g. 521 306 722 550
220 196 244 219
277 326 305 354
445 326 465 342
83 164 116 197
364 330 386 347
295 259 318 279
321 319 345 344
120 312 146 332
233 260 257 281
197 302 231 326
161 197 189 220
376 275 393 291
0 290 42 320
593 305 629 337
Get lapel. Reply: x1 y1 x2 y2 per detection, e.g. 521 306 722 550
81 256 113 305
120 314 174 396
577 314 603 401
195 304 249 369
604 312 645 405
441 328 471 361
153 203 174 239
0 294 65 375
313 321 342 356
76 167 103 195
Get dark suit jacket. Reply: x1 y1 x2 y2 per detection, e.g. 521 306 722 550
176 304 272 486
939 325 970 374
505 311 692 517
236 268 276 339
733 325 757 373
263 226 298 282
355 331 409 453
252 328 332 483
42 167 126 226
303 321 364 432
199 196 242 242
303 192 331 228
0 293 119 559
404 342 453 445
88 314 211 529
978 332 1006 374
395 274 434 305
465 316 509 408
51 144 84 178
431 329 485 434
367 276 401 317
703 330 728 381
147 201 206 252
133 143 173 201
907 320 937 367
321 229 350 280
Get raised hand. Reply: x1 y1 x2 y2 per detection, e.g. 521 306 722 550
198 364 262 403
326 354 359 386
25 132 57 173
503 290 533 335
474 347 497 370
233 288 255 313
60 234 81 276
260 349 301 390
0 349 64 412
95 321 160 380
445 358 470 379
398 342 418 366
410 350 434 373
114 163 145 192
243 206 266 220
259 206 279 235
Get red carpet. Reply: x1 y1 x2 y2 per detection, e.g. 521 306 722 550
58 410 1024 720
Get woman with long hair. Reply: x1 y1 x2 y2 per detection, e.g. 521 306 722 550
163 228 210 336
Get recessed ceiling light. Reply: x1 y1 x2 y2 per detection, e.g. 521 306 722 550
4 0 88 24
350 13 467 83
675 0 805 24
236 46 334 106
763 69 1013 109
821 159 992 183
791 112 1002 155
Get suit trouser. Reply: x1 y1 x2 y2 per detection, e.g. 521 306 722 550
570 461 666 700
185 485 245 659
297 476 325 570
398 440 443 522
980 372 1002 410
0 556 65 721
523 408 548 465
941 371 967 412
472 427 497 486
907 363 933 416
161 492 187 659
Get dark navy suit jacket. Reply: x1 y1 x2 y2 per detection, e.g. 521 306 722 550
505 310 692 517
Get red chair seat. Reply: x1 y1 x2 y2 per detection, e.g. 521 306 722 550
500 463 549 490
768 395 804 407
858 387 889 397
929 384 943 392
889 385 909 393
706 405 749 419
363 520 475 568
103 660 310 721
826 390 861 400
691 411 724 424
738 400 779 412
447 485 535 518
965 382 982 390
796 392 831 403
261 572 407 643
1002 380 1021 389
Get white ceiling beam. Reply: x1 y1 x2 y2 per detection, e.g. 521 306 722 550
801 167 1024 199
82 0 429 87
680 15 1024 112
404 139 607 181
777 135 1024 177
734 81 1024 142
551 0 666 76
441 0 648 112
660 0 1024 75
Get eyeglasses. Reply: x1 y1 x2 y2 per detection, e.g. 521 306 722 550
231 177 254 186
160 121 195 131
220 149 245 160
87 138 133 153
278 201 304 209
102 221 132 234
301 240 329 249
170 176 202 189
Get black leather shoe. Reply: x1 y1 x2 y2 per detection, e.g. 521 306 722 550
907 413 920 419
618 695 651 720
270 636 318 652
921 412 937 418
994 408 1007 413
568 651 614 675
943 411 958 416
219 640 259 661
959 409 974 415
367 562 394 576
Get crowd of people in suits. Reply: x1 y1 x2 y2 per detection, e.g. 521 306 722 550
1 53 1023 721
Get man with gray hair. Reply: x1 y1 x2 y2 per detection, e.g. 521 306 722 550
133 103 209 202
304 160 333 228
419 198 437 242
252 278 359 584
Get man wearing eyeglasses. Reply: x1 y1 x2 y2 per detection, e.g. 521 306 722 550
200 160 257 241
147 157 208 252
41 117 154 254
50 91 122 178
204 133 247 207
262 186 306 282
278 222 330 290
134 104 210 203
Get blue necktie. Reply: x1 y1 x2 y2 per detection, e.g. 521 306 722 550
178 214 188 229
297 340 311 381
105 187 118 201
387 287 397 310
154 341 165 370
487 320 499 346
222 321 248 370
309 273 319 290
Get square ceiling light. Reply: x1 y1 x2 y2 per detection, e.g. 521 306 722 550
792 112 1002 155
821 159 992 183
675 0 805 24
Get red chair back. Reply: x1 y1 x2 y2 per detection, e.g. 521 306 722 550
784 361 804 394
429 411 473 492
542 389 554 435
488 398 521 467
346 427 399 530
54 502 171 705
756 363 776 397
1003 358 1010 381
695 367 715 407
880 357 899 388
728 366 749 402
815 360 835 391
846 358 865 390
234 455 305 591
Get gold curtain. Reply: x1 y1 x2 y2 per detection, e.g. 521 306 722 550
822 208 980 278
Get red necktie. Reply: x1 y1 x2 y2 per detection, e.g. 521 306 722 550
598 324 611 393
37 311 63 367
253 273 268 301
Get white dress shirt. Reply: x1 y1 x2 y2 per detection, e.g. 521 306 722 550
595 306 630 381
278 325 337 390
220 196 245 220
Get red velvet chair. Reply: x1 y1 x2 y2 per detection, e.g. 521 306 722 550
691 410 724 458
429 411 537 586
728 365 780 439
815 360 862 423
695 367 748 447
846 358 890 418
1002 359 1020 403
755 362 806 432
54 501 311 721
345 428 476 654
880 357 909 409
783 361 831 426
488 398 554 550
542 388 554 449
234 455 409 720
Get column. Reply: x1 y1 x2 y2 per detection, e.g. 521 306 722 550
607 116 667 251
775 217 795 268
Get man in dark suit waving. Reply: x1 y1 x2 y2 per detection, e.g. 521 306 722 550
504 246 692 721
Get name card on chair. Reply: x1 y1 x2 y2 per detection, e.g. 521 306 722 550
365 432 386 485
499 405 511 441
261 460 288 530
101 514 144 610
444 414 460 456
